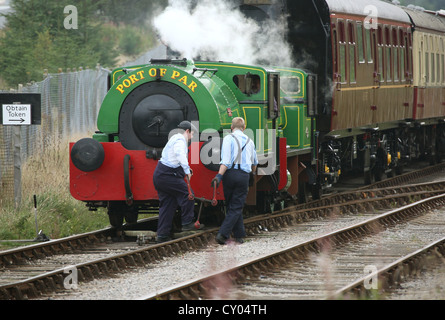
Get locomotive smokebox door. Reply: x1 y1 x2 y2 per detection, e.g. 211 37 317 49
118 82 198 150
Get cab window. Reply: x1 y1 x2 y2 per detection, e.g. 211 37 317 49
233 74 261 96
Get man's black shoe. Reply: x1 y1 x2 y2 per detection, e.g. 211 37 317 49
215 233 227 245
156 235 171 243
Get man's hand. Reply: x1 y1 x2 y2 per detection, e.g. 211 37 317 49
211 174 223 188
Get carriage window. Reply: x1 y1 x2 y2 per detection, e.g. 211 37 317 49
340 45 347 83
333 30 338 76
400 47 405 82
440 51 445 82
441 39 445 84
385 26 392 82
419 39 424 84
357 23 365 63
339 20 347 83
408 32 413 78
426 36 432 84
393 28 399 81
425 52 429 84
432 53 436 83
377 26 384 82
399 29 406 81
366 28 373 63
431 37 435 84
348 22 356 83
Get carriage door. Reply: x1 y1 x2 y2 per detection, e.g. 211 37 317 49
417 34 426 119
331 19 347 130
441 37 445 115
371 26 382 123
401 28 412 119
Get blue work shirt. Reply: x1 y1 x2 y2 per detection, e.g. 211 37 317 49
159 133 191 175
220 129 258 173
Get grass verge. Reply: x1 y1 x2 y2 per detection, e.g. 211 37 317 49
0 133 109 249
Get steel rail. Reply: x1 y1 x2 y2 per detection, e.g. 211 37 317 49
0 166 444 299
1 188 445 299
141 194 445 300
359 162 445 190
0 217 159 268
333 236 445 299
1 163 443 267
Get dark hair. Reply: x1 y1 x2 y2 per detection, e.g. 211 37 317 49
178 121 198 133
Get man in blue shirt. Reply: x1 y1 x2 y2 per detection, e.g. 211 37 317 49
212 117 258 245
153 121 202 243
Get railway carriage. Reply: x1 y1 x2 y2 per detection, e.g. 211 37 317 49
238 0 445 184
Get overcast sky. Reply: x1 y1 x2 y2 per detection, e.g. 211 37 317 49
0 0 10 29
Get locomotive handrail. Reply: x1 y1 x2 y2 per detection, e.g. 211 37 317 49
283 97 305 104
192 67 218 77
239 100 268 104
373 71 381 88
335 73 342 91
150 58 188 67
124 154 134 206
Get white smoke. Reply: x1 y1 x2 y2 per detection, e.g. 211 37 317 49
153 0 293 67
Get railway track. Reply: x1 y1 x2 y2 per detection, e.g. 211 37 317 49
142 194 445 300
0 163 444 300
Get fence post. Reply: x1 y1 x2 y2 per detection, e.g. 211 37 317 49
13 84 23 208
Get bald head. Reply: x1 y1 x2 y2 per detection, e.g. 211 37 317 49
231 117 245 131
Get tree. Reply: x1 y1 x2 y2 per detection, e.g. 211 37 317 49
0 0 117 87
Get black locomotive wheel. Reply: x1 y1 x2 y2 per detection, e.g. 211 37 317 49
298 181 309 203
124 205 138 224
107 201 126 228
108 211 124 229
364 170 373 185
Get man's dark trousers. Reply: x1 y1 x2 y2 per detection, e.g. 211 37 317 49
153 162 194 237
219 169 249 239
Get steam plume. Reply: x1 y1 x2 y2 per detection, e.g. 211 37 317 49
153 0 293 67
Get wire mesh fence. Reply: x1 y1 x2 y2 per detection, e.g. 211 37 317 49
0 66 110 204
0 44 168 206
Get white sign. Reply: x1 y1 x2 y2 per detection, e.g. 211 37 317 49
2 104 31 125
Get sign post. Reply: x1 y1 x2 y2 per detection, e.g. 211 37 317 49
0 92 41 208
